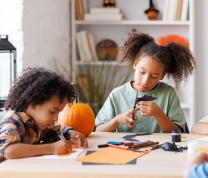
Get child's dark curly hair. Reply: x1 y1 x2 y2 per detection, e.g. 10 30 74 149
119 33 195 84
4 68 76 112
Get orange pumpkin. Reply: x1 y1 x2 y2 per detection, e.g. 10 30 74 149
158 34 189 47
58 103 95 136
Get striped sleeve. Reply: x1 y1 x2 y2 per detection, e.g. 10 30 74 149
0 119 22 156
188 163 208 178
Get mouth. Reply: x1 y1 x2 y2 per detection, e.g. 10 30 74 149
139 85 149 91
49 122 55 127
44 122 55 129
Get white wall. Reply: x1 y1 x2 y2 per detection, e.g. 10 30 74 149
22 0 208 123
195 0 208 121
23 0 72 79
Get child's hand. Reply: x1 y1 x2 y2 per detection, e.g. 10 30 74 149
115 109 138 128
184 153 208 177
187 153 208 167
51 140 72 155
138 101 160 117
68 130 88 148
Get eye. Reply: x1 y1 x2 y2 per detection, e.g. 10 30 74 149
139 70 145 74
49 110 56 114
151 75 158 79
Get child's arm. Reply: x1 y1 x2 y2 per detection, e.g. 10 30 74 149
96 109 137 132
4 139 71 159
41 125 88 148
183 153 208 178
139 101 180 132
154 106 180 132
95 117 120 132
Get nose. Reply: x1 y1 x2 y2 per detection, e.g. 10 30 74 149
142 74 150 86
54 114 58 122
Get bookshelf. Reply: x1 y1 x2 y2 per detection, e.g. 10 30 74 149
70 0 195 128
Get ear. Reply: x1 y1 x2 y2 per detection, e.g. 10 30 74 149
133 61 137 69
160 73 165 80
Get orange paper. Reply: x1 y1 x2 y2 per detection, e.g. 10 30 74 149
58 145 80 157
78 147 149 164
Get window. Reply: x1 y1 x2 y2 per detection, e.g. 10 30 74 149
0 0 23 98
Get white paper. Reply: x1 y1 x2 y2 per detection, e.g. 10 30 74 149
32 149 87 159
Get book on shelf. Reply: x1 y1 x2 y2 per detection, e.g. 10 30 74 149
176 0 183 20
163 0 178 21
76 32 86 61
85 7 122 21
88 33 98 61
90 7 120 14
75 0 86 20
163 0 189 21
76 31 97 61
85 14 122 21
180 0 189 21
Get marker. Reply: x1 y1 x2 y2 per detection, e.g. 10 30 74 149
107 141 123 145
59 134 66 141
98 144 109 148
108 144 129 150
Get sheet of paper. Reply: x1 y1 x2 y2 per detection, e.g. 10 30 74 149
32 148 87 159
78 147 149 164
82 150 137 165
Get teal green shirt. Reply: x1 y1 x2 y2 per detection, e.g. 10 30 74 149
96 81 186 133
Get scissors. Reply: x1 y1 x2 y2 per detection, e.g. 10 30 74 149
133 95 157 111
131 95 157 125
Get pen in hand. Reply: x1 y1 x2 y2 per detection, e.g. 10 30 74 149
57 134 73 154
58 134 67 141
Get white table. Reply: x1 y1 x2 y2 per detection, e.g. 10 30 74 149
0 132 205 178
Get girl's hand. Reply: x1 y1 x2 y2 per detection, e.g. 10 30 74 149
138 101 161 117
115 109 138 128
51 140 72 155
68 130 88 148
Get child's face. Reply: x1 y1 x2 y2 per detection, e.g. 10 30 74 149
26 95 67 130
133 55 164 92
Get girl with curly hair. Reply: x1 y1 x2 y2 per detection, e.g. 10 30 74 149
95 33 195 133
0 68 87 161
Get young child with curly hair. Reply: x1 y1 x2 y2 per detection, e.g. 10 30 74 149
95 33 195 133
0 68 87 161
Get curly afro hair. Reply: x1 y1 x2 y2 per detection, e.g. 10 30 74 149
119 32 195 84
4 68 75 112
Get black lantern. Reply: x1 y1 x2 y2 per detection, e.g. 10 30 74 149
0 35 17 110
